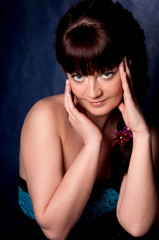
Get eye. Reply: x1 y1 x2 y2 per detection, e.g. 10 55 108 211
71 74 84 82
102 72 113 79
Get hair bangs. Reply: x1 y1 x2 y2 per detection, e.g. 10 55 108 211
60 18 123 75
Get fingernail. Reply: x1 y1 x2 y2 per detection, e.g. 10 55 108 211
123 56 127 62
123 72 126 78
66 79 69 85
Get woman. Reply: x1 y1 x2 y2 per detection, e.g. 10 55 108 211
18 0 159 239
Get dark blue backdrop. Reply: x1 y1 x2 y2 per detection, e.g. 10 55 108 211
1 0 159 238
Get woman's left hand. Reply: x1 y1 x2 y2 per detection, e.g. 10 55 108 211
118 58 149 136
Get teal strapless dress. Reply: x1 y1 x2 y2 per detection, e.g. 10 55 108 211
18 176 119 223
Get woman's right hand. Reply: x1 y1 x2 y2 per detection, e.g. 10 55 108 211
64 80 103 145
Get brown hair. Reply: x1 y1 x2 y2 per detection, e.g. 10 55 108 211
54 0 150 183
56 16 123 75
55 0 150 107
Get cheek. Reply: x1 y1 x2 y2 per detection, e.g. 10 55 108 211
115 81 123 97
107 79 123 100
70 84 85 98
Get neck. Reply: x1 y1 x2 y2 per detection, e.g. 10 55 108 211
85 109 119 132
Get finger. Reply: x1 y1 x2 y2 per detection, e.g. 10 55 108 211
67 93 83 119
117 101 125 115
124 57 131 78
64 79 70 110
64 80 75 120
123 57 133 90
65 80 75 109
119 60 124 75
119 60 133 98
65 81 75 111
121 71 133 105
65 82 82 121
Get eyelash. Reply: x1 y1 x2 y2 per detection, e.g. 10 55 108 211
101 72 114 79
71 71 115 82
71 75 84 82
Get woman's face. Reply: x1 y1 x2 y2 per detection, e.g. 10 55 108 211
66 66 123 117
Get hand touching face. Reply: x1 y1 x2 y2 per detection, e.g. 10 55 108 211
64 80 103 144
66 67 123 117
118 58 149 136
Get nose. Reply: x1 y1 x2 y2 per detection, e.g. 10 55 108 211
87 76 102 99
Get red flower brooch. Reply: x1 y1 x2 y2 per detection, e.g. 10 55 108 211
113 127 133 146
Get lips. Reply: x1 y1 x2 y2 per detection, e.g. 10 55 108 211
88 99 106 107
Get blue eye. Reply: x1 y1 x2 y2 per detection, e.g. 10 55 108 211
102 72 113 79
71 74 83 82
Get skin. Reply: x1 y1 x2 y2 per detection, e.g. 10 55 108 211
19 59 159 240
66 66 123 123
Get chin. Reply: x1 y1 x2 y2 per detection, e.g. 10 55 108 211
88 109 112 117
83 105 115 117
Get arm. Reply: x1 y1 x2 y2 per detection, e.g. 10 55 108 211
20 89 102 240
117 59 159 237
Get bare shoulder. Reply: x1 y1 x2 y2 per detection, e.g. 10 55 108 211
19 94 66 180
26 94 65 120
21 94 66 135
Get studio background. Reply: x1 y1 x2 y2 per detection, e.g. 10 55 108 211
1 0 159 239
